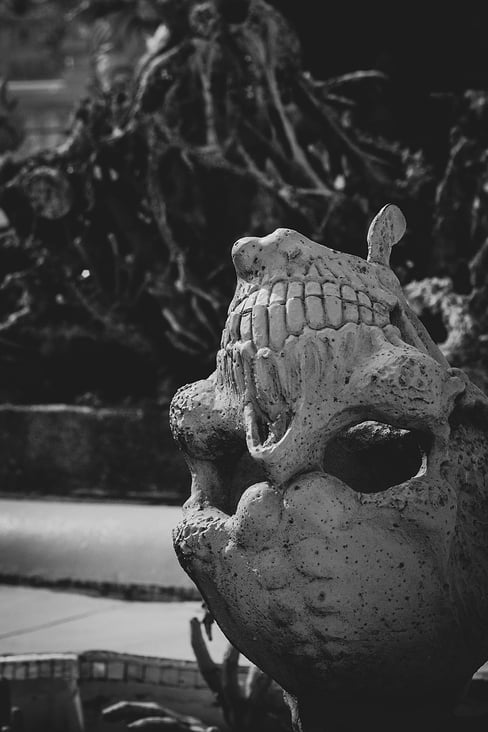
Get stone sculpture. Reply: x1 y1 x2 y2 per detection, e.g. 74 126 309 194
171 205 488 731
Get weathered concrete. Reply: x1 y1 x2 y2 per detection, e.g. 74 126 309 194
0 405 188 501
171 205 488 731
0 587 229 660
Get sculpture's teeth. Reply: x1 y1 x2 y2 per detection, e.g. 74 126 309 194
240 311 252 341
279 335 302 404
286 296 306 336
233 297 248 316
270 281 287 305
357 290 373 325
254 348 286 423
341 285 359 324
229 310 241 341
304 280 324 328
253 304 269 348
223 277 394 353
240 339 256 394
232 348 246 393
246 290 259 309
255 288 270 307
269 302 288 351
322 282 342 328
288 281 304 300
221 324 230 349
305 281 322 297
305 295 326 329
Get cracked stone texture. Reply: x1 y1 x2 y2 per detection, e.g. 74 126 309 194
170 205 488 708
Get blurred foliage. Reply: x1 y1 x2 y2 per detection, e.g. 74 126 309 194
70 0 172 93
0 81 24 154
0 0 79 80
0 0 488 405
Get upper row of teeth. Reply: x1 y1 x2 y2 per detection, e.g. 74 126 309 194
222 280 391 351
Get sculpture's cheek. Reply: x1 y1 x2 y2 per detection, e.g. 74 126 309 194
231 481 283 549
207 530 461 697
350 347 460 432
294 524 448 634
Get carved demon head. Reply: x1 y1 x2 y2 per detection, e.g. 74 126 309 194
171 206 488 705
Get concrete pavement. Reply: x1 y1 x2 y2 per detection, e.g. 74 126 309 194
0 499 236 663
0 586 231 661
0 499 192 592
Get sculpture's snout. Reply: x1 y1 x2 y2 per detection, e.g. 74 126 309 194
231 234 262 280
232 228 306 281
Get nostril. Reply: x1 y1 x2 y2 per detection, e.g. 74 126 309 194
232 236 263 280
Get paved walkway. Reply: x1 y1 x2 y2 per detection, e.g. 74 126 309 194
0 499 238 663
0 586 231 661
0 499 192 590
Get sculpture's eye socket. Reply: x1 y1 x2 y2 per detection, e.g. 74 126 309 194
323 421 430 494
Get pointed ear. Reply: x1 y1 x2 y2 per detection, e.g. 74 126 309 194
367 204 406 266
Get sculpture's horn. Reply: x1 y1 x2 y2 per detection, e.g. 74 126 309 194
367 204 406 266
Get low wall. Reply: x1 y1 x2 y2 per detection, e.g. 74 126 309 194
0 651 250 731
0 653 83 732
0 405 189 502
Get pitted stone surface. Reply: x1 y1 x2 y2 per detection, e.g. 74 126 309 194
170 205 488 704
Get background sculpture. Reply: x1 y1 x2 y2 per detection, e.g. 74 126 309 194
171 205 488 732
